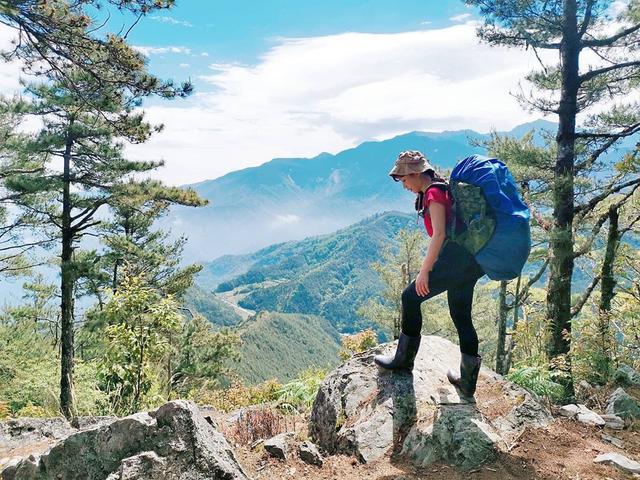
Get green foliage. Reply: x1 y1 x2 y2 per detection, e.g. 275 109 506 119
15 403 55 418
507 366 566 402
0 305 108 416
182 285 242 327
339 329 378 361
198 379 283 413
274 367 327 414
358 228 426 339
232 311 341 385
171 314 241 396
98 272 182 415
197 367 327 415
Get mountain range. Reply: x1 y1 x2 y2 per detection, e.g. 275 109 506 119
170 120 558 262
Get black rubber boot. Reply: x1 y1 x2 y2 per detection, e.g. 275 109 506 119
374 333 421 371
447 353 481 400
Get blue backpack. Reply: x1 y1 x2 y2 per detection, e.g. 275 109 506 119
448 155 531 281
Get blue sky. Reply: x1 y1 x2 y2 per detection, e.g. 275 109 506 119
116 1 476 82
0 1 552 185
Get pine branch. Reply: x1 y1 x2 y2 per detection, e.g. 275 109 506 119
573 183 640 259
582 23 640 48
579 60 640 85
574 178 640 217
575 122 640 140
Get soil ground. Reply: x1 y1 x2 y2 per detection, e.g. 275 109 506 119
228 412 640 480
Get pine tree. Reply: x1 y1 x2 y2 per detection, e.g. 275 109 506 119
4 62 195 418
468 0 640 396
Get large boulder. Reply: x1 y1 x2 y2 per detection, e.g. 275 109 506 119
606 388 640 420
2 400 248 480
309 336 552 471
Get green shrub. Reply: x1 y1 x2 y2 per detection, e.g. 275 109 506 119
507 365 566 401
274 367 327 414
339 329 377 360
16 402 57 418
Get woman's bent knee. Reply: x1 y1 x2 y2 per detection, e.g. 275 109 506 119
402 282 419 306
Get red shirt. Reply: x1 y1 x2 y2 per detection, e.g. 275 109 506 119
423 187 454 237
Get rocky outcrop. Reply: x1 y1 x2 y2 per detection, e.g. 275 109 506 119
0 416 115 472
606 388 640 420
309 335 552 471
2 400 247 480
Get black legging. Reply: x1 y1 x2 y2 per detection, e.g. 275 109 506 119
401 240 485 356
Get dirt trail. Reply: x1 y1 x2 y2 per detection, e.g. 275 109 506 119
230 415 640 480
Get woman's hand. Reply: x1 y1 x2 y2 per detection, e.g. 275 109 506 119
415 269 430 297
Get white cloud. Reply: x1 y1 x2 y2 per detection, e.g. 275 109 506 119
450 13 473 22
128 25 548 185
200 52 210 57
0 25 23 94
132 45 192 56
150 16 194 28
179 63 190 68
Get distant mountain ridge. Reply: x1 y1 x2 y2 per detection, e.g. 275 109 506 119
169 120 557 262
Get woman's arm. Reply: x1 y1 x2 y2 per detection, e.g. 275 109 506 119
415 202 447 296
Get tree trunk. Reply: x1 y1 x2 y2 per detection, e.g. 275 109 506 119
60 132 76 419
505 275 522 374
600 206 619 312
546 0 579 397
496 281 509 375
596 206 619 381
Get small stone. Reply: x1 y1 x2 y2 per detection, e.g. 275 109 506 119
594 452 640 474
559 404 580 418
601 433 625 449
559 404 604 426
576 410 605 427
601 414 625 430
298 441 323 467
264 433 290 460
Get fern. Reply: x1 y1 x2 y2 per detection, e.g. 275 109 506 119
507 365 566 401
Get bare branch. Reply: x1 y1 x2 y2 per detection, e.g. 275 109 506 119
571 274 601 317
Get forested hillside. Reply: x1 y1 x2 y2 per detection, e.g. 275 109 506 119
229 312 342 385
206 212 417 333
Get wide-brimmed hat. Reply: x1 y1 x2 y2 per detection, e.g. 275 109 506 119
388 150 435 181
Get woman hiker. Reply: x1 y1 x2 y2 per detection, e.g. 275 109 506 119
374 150 486 400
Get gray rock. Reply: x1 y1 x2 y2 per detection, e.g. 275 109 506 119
264 433 291 460
559 404 580 418
601 433 625 449
2 400 248 480
613 365 640 386
558 403 604 426
70 416 116 431
594 452 640 474
601 414 625 430
298 441 323 466
559 404 605 427
0 418 73 446
309 335 552 471
606 388 640 420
